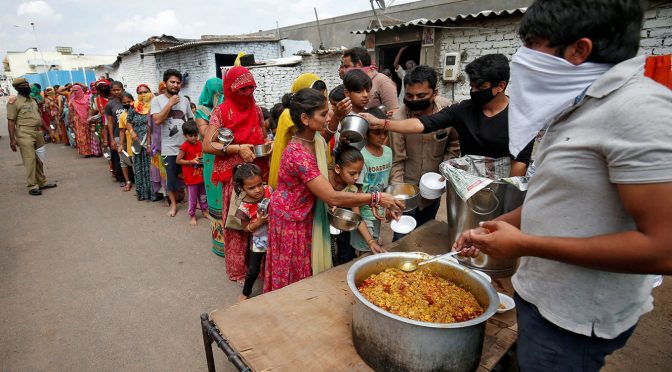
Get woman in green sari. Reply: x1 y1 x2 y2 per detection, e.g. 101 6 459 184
195 77 225 256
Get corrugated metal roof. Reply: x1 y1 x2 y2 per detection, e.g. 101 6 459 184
146 35 280 55
352 7 527 34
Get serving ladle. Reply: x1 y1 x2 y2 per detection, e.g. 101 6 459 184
400 251 460 272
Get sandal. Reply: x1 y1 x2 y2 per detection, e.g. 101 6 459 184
123 182 132 192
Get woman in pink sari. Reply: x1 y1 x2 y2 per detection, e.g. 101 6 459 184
69 84 95 157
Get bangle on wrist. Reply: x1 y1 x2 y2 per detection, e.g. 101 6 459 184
237 145 241 154
367 238 377 246
383 119 390 131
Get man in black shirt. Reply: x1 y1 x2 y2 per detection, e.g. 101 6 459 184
361 54 532 176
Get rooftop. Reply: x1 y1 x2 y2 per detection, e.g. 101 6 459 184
352 7 527 34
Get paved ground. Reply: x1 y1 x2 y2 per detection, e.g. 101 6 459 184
0 97 670 370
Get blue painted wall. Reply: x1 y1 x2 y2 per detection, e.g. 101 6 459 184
22 69 97 87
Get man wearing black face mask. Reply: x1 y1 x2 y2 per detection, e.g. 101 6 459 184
7 77 57 195
362 54 533 177
389 65 460 240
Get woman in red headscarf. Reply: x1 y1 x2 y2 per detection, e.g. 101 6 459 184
69 84 95 156
203 66 269 282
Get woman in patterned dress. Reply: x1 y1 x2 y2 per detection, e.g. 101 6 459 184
125 84 153 201
69 85 94 156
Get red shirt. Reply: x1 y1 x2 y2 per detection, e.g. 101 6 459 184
179 140 204 185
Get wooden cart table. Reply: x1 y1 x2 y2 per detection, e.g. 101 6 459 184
202 220 517 371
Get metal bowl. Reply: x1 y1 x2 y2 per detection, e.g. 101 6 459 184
348 252 498 372
328 208 362 231
258 198 270 215
131 140 142 155
339 114 369 143
217 128 234 145
385 183 420 212
253 143 273 157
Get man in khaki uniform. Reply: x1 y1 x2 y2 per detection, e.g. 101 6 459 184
7 77 57 195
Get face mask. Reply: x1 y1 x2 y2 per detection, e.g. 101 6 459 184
507 46 612 157
123 104 131 110
403 98 432 112
17 86 31 95
138 93 152 103
470 87 496 107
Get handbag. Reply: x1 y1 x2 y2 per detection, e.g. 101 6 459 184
224 189 246 231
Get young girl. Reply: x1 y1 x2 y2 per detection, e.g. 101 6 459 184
234 164 272 301
177 120 209 225
328 145 365 265
350 107 392 254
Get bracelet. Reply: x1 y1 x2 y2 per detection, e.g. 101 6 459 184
383 119 390 131
237 145 241 155
369 192 380 206
367 238 377 246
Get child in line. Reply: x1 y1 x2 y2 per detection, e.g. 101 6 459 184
328 145 365 265
350 107 392 254
343 69 372 114
235 163 272 301
176 120 209 225
268 103 283 139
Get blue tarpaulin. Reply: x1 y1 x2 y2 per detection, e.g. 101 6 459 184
22 69 96 87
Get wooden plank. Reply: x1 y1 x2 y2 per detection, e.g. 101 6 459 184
210 221 518 371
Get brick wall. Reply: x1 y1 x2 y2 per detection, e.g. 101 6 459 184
109 45 162 96
641 2 672 56
154 41 281 101
434 4 672 102
434 16 521 102
251 53 342 109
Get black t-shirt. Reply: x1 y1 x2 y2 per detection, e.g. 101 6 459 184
104 98 126 138
418 99 533 164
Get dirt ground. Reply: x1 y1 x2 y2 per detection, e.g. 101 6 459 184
0 99 670 370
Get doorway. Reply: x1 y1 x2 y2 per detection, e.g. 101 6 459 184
378 43 421 95
215 54 238 79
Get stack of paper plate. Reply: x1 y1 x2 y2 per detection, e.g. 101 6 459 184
419 172 446 200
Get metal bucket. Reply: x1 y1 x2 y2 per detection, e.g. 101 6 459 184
446 181 526 278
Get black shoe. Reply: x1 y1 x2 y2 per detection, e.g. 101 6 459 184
150 194 164 202
39 183 57 190
29 189 42 196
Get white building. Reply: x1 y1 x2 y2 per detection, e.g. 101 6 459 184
3 47 116 81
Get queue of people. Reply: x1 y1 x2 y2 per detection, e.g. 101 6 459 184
6 1 672 369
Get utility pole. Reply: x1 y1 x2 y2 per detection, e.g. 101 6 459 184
14 22 51 86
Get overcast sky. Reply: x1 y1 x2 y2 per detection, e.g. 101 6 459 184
0 0 417 58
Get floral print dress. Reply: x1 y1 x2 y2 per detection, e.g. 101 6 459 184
264 142 321 292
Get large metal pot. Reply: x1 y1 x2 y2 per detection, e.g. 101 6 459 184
348 252 498 372
446 181 526 277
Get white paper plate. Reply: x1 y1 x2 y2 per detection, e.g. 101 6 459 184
420 172 446 190
390 216 417 234
329 225 341 235
497 293 515 313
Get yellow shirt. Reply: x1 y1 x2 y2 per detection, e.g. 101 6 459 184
118 112 133 156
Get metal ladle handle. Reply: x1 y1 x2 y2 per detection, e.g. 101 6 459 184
418 251 460 268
